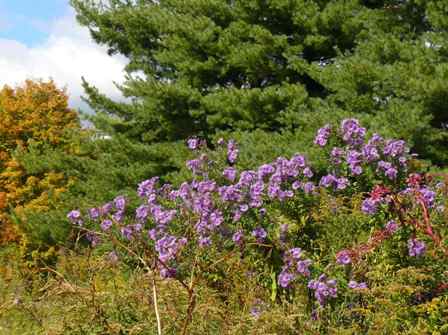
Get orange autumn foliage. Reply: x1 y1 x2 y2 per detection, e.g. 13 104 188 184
0 80 80 243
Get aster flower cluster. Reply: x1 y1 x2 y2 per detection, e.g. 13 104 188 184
361 185 391 215
227 140 239 164
315 119 410 196
314 124 331 146
67 210 82 226
278 248 312 288
336 250 352 265
393 173 440 220
408 238 426 257
68 119 446 308
308 275 338 306
348 280 368 290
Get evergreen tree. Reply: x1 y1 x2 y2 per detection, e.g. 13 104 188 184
71 0 448 164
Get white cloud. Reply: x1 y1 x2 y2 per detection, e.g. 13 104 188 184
0 10 128 114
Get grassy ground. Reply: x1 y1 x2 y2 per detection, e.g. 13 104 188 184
2 244 448 334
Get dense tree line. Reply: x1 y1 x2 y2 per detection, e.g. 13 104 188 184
2 0 448 256
71 0 448 164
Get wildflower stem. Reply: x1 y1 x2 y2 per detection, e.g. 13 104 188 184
152 275 162 335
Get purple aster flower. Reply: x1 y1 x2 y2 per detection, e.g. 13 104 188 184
347 150 362 166
362 144 380 162
86 233 100 247
296 259 312 276
249 198 263 208
303 182 315 194
156 235 184 262
408 238 426 257
136 205 149 221
336 177 349 190
133 223 143 232
347 150 363 175
340 119 366 146
197 180 216 193
331 147 344 164
336 250 352 265
348 280 368 290
121 226 133 240
351 165 363 175
398 156 408 166
100 219 113 231
232 230 244 247
419 188 436 208
289 247 303 259
267 182 280 199
307 279 318 290
137 177 159 198
250 300 263 319
112 211 124 223
250 180 264 196
283 190 294 198
232 210 242 222
258 164 275 179
152 207 177 225
88 208 100 220
252 227 267 243
186 158 202 174
291 154 306 168
238 170 257 187
239 204 249 212
383 139 407 157
100 202 113 216
227 140 239 164
314 124 331 147
223 167 237 182
67 210 82 225
385 167 398 180
292 180 302 190
362 198 378 215
308 275 338 306
278 271 295 288
198 236 212 248
320 174 336 188
303 167 313 178
368 133 383 145
385 220 399 234
357 282 368 289
148 228 158 240
114 195 126 211
187 138 200 150
209 211 223 227
160 267 177 279
348 280 358 289
377 160 392 171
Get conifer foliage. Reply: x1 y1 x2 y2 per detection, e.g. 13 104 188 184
0 80 79 243
71 0 448 163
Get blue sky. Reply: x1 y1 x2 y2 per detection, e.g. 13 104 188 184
0 0 69 46
0 0 126 111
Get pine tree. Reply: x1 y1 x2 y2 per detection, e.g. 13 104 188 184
71 0 448 164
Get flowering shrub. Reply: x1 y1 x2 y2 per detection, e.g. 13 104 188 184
69 119 447 332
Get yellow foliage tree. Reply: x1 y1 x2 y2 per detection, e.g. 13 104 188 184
0 80 79 243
